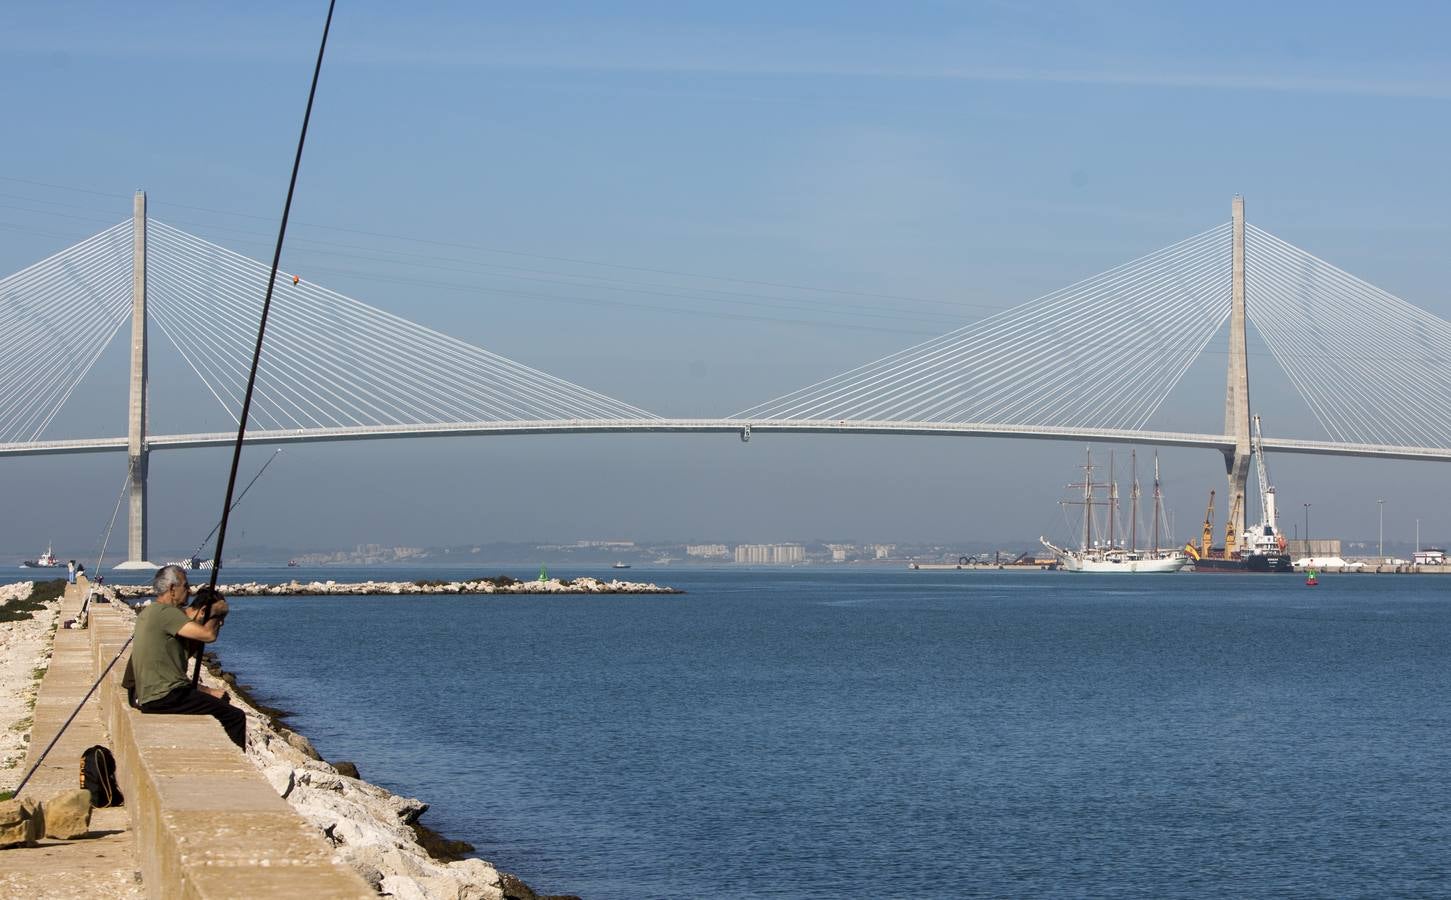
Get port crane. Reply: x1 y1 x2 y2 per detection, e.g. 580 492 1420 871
1225 494 1242 557
1253 415 1278 532
1195 489 1215 559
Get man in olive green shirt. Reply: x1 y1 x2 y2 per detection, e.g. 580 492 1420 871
131 565 245 747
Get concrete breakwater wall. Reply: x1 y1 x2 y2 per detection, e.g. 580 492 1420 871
108 575 681 599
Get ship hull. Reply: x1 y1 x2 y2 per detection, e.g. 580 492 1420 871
1060 554 1187 573
1189 553 1293 573
1042 539 1188 573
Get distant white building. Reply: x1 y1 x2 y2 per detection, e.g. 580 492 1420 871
734 544 805 565
827 544 854 562
686 544 730 559
1414 548 1446 565
873 544 895 559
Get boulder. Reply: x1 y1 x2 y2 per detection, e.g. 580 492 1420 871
379 874 435 900
42 788 93 839
0 797 42 848
283 728 323 760
449 858 504 892
295 768 345 793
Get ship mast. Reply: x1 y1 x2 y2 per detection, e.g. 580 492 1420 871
1129 449 1140 553
1152 452 1163 554
1064 447 1115 553
1067 447 1097 552
1108 451 1117 549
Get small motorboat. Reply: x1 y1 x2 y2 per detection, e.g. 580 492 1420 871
20 544 62 569
612 562 632 569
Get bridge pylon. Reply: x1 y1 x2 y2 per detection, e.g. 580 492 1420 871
126 190 150 566
1223 195 1252 541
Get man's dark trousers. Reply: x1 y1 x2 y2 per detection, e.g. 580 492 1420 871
140 686 246 748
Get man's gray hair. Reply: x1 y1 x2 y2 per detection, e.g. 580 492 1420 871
153 564 188 596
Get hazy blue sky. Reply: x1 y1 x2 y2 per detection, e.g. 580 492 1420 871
1 2 1449 559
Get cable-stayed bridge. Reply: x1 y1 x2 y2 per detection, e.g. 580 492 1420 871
2 193 1449 562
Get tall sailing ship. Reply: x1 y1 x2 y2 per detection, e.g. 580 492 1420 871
1041 449 1187 574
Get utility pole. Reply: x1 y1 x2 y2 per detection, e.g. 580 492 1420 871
1303 503 1311 556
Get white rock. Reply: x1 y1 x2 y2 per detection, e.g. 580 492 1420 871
448 858 502 888
379 874 434 900
262 765 295 798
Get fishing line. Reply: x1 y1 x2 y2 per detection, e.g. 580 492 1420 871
192 0 336 685
187 449 283 564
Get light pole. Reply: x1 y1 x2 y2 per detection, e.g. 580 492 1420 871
1303 503 1311 556
1378 499 1384 562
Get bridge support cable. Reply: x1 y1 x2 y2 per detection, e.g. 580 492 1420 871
734 223 1232 432
143 221 658 430
1245 225 1451 450
0 221 134 443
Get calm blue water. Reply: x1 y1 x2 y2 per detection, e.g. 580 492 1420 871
214 569 1451 898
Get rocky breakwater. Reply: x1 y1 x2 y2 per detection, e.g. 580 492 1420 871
112 574 682 599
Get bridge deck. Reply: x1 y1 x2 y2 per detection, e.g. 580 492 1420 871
1 419 1448 462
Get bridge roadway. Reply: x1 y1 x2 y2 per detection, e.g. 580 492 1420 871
2 419 1449 462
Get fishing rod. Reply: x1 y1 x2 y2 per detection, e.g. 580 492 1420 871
192 0 337 686
186 449 283 566
15 5 337 791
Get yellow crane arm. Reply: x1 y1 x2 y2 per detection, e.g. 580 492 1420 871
1225 494 1242 556
1201 489 1215 557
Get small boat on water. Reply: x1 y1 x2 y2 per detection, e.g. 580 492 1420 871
611 562 632 569
20 544 62 569
1041 449 1187 574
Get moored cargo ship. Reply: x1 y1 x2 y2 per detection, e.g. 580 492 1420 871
1184 416 1294 573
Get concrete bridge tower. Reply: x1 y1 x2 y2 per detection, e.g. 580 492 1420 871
127 190 149 565
1223 195 1252 541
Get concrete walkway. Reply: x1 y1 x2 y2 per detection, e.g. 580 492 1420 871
1 578 143 898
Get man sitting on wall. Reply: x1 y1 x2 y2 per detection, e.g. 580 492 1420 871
130 565 245 748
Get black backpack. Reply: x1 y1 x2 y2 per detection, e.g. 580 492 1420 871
80 745 124 808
